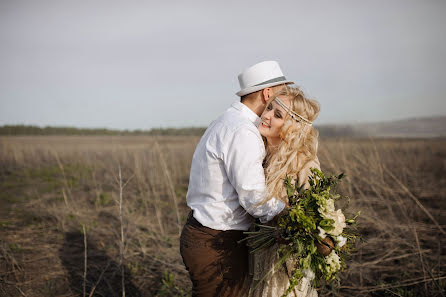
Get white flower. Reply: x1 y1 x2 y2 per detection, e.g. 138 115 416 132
336 235 347 248
325 199 335 212
303 268 315 280
321 209 346 236
318 198 335 214
318 226 327 239
325 250 341 274
318 198 346 235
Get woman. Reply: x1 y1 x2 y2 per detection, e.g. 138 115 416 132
248 86 321 297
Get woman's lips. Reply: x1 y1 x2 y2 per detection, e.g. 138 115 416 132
261 121 270 128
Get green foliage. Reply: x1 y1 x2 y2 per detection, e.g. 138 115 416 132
9 243 22 252
20 163 91 195
66 213 76 221
127 262 143 275
244 168 360 296
0 124 206 136
156 270 187 297
95 193 113 207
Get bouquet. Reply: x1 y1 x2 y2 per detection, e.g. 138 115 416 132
243 168 359 295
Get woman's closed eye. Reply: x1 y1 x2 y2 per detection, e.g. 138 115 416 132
266 104 282 118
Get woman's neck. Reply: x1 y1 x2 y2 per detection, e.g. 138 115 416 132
266 136 281 147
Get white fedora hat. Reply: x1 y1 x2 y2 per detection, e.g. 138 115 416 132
236 61 293 97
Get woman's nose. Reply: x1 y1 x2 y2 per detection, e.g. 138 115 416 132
264 110 273 119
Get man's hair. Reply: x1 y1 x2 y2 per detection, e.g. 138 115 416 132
240 84 287 103
240 90 261 103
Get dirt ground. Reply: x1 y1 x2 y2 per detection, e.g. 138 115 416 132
0 136 445 296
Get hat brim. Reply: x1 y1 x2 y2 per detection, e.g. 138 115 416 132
236 80 294 97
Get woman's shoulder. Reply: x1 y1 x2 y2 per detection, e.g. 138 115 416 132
304 157 320 171
298 157 321 188
300 156 320 173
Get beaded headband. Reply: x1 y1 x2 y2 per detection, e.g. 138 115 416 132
274 97 313 126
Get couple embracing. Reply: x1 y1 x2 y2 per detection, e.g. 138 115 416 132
180 61 320 297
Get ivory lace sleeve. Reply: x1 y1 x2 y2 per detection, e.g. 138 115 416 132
297 157 321 189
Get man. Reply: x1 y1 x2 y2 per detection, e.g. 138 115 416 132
180 61 293 297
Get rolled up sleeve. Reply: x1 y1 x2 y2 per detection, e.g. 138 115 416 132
224 128 285 222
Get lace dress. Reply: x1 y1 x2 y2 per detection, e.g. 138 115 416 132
248 160 320 297
248 243 317 297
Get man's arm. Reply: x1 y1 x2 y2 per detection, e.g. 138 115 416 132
224 128 285 222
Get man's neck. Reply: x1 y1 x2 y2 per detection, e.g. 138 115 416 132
241 100 265 117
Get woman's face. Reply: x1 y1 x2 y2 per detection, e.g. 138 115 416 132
258 96 291 145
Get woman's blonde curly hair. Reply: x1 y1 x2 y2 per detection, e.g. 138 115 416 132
263 86 320 205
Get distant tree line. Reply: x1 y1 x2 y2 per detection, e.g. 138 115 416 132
0 125 207 136
316 125 364 138
0 124 366 138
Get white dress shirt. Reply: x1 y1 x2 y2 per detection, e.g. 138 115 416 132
186 101 286 231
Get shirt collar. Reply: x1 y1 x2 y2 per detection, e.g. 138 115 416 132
231 101 262 127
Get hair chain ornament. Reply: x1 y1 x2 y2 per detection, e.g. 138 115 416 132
274 97 313 126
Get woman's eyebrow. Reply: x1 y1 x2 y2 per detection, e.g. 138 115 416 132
272 102 284 115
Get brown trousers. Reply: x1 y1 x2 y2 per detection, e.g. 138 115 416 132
180 212 249 297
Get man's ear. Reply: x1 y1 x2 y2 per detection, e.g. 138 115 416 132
261 87 273 104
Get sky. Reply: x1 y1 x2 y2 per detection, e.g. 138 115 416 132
1 0 445 130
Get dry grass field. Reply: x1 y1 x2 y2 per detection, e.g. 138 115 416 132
0 136 445 296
